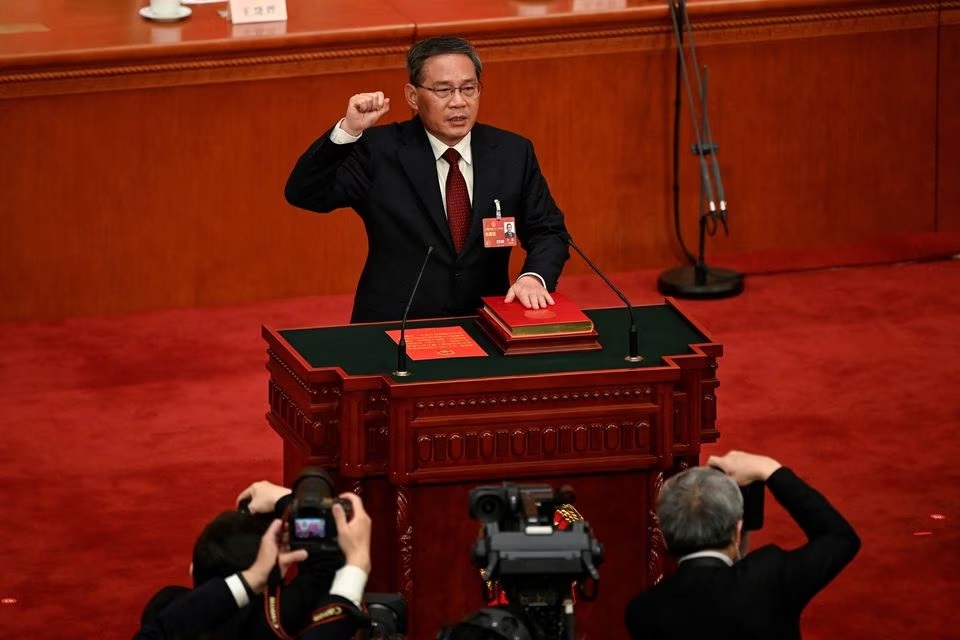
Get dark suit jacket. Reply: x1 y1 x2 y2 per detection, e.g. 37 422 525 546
625 468 861 640
134 580 361 640
284 117 570 323
135 496 344 640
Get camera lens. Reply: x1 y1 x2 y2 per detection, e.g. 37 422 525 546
476 495 504 523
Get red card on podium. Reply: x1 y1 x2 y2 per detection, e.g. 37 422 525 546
386 326 487 361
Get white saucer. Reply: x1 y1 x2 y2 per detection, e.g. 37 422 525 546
139 5 192 22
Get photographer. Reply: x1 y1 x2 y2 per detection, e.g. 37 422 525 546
625 451 860 640
135 480 372 640
135 518 307 640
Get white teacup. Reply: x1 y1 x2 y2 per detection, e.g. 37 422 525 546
149 0 182 18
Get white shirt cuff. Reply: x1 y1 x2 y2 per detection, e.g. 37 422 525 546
330 119 362 144
225 574 250 608
328 564 369 607
517 272 546 289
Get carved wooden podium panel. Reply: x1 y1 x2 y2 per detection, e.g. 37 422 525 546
263 301 721 639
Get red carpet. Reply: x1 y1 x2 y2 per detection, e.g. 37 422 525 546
1 236 958 639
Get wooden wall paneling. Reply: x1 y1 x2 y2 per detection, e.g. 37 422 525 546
683 19 939 258
0 67 410 320
636 0 941 260
0 0 948 321
439 0 941 276
479 38 681 279
0 2 415 99
938 3 960 231
1 0 417 321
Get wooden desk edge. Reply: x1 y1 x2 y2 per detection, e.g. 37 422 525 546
0 0 941 99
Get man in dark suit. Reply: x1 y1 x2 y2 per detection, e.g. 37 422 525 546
625 451 860 640
135 487 373 640
285 36 569 323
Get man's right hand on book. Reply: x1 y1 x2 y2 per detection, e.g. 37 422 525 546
504 274 555 309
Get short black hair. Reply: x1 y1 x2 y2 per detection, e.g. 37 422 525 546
191 510 270 587
407 36 482 85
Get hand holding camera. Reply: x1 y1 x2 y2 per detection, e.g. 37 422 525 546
707 450 782 485
240 518 309 594
707 450 777 532
332 492 372 574
285 468 372 575
236 480 291 515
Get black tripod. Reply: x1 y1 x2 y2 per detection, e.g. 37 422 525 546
657 0 743 299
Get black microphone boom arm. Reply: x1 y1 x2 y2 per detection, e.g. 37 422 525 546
394 245 434 377
562 233 642 363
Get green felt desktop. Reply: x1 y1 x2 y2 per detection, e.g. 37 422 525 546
278 304 707 381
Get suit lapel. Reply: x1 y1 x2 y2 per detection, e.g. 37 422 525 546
467 125 501 251
396 118 455 252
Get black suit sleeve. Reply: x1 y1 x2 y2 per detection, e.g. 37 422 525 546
284 127 371 214
624 591 652 640
515 139 569 290
132 579 240 640
766 466 861 612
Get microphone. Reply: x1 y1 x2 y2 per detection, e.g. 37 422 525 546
671 0 728 234
394 245 434 377
561 233 642 363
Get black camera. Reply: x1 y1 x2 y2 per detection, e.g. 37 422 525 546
469 484 572 530
707 466 766 532
297 592 407 640
366 592 407 639
741 481 766 532
466 483 604 640
287 467 352 554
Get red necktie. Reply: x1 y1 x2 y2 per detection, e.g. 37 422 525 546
442 148 471 253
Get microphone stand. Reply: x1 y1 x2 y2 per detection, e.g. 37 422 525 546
657 0 744 299
564 234 642 363
394 246 433 377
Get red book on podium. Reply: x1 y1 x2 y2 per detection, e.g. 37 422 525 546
476 292 601 355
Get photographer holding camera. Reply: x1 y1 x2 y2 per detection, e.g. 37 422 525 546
135 472 372 640
625 451 860 640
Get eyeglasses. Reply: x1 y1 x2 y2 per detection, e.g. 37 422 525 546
415 83 481 99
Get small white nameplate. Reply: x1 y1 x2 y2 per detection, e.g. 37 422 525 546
228 0 286 24
572 0 627 11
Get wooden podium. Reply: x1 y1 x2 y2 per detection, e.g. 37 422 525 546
262 300 722 639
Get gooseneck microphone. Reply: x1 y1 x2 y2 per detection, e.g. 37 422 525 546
561 233 642 363
394 245 434 377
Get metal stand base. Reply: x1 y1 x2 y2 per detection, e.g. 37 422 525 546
657 265 744 299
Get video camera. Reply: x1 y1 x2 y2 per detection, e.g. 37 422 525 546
287 467 353 555
465 483 604 640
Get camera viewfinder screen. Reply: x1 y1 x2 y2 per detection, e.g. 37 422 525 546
294 517 327 539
